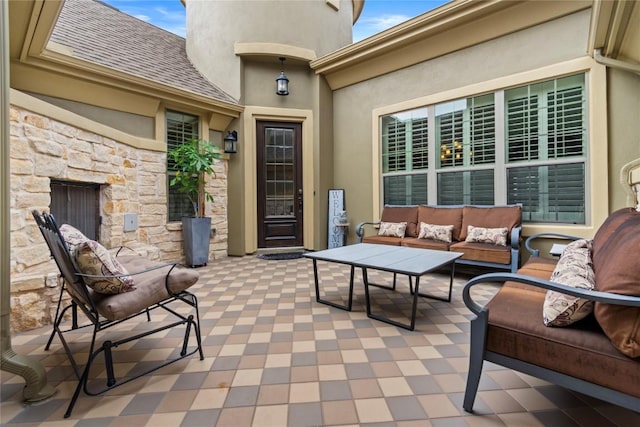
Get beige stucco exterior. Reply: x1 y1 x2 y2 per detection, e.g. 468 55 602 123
3 0 640 333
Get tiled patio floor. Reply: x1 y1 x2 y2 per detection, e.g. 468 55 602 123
2 255 639 426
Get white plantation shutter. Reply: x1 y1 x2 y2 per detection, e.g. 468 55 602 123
167 110 199 222
411 117 429 170
437 170 494 205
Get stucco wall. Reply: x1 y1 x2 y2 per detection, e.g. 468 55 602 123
331 10 594 243
186 0 353 100
9 100 228 332
607 68 640 210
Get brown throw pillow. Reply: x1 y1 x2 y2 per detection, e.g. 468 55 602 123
593 213 640 357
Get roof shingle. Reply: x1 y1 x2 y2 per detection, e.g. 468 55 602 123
50 0 237 104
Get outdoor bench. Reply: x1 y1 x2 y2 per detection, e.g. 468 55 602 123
462 207 640 414
356 204 522 273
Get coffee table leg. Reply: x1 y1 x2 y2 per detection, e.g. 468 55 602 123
313 259 354 311
413 262 455 303
363 267 417 331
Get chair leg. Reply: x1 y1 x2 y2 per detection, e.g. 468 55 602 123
463 311 489 412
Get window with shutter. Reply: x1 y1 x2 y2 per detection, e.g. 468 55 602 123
378 73 586 225
167 110 200 222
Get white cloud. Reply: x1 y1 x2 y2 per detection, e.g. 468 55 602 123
360 14 412 32
132 14 151 22
353 14 412 42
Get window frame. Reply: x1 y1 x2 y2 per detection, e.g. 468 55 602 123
372 57 607 238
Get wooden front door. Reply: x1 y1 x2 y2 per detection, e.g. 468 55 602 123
257 121 303 248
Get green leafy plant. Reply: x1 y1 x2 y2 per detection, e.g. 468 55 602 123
168 139 222 218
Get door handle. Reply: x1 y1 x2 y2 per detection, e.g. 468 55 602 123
298 188 303 211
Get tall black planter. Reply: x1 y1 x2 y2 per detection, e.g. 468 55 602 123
182 217 211 267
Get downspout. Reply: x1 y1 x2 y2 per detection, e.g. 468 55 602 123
594 48 640 75
0 0 56 402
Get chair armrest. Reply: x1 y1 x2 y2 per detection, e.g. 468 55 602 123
525 233 582 257
462 272 640 316
510 226 522 250
355 221 380 243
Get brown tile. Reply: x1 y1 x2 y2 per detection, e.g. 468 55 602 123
216 406 254 427
322 400 359 425
257 384 290 405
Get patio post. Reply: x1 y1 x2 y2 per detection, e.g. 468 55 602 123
0 0 56 402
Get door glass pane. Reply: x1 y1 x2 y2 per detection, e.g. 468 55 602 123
265 127 295 217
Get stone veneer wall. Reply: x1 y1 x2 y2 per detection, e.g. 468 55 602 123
9 105 228 333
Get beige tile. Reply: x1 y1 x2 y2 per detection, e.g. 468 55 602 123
397 360 429 376
498 412 545 426
318 364 347 381
354 398 393 423
417 394 460 418
378 377 413 397
252 404 288 427
264 353 291 368
340 349 368 363
289 382 321 403
232 368 264 386
507 388 557 411
190 387 229 410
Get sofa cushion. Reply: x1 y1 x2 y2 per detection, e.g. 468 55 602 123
381 206 418 237
91 256 199 321
459 205 521 242
378 221 407 238
402 237 450 251
417 222 453 243
450 241 512 265
362 235 403 246
464 225 508 246
487 282 640 399
543 239 595 327
518 256 557 279
593 212 640 357
75 240 136 294
592 207 638 267
417 206 463 241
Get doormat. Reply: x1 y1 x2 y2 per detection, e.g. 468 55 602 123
257 252 305 260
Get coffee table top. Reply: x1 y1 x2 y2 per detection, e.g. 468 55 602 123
304 243 462 276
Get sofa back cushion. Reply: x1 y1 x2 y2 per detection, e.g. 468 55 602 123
593 210 640 357
418 206 463 241
381 206 418 237
459 205 522 242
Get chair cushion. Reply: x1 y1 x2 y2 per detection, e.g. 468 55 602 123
543 239 595 327
59 224 90 254
417 206 463 241
518 256 557 279
487 282 640 399
464 225 508 246
593 212 640 357
381 206 418 237
417 222 453 243
459 205 521 242
378 221 407 238
91 256 199 321
75 240 136 294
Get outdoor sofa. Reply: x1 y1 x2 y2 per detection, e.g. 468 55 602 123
356 204 522 273
462 207 640 413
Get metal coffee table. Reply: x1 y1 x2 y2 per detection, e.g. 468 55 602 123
303 243 462 330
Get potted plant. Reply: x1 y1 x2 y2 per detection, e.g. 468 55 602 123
168 138 222 267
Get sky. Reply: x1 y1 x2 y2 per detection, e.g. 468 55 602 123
100 0 450 42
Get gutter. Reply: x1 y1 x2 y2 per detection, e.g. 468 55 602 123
594 48 640 75
0 0 56 403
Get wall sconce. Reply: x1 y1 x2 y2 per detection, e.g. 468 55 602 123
224 130 238 154
276 57 289 96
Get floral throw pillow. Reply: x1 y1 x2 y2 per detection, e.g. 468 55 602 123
543 239 595 327
377 221 407 238
74 240 136 294
59 224 90 254
464 225 508 246
417 222 454 243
